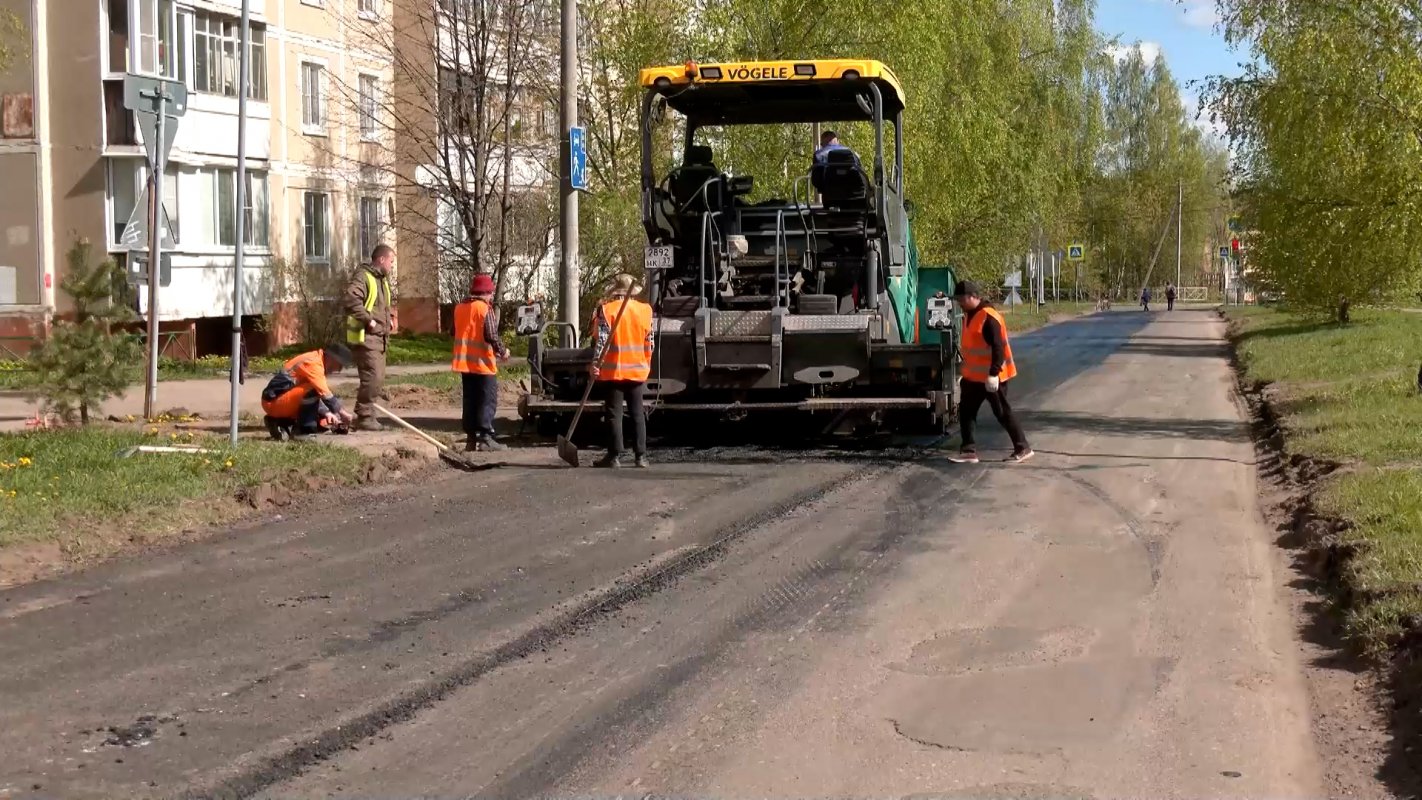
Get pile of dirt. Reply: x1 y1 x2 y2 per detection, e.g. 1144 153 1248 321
383 384 452 410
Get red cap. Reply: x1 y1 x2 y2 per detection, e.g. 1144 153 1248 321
470 273 495 295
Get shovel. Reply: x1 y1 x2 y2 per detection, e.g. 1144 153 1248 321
558 295 632 468
372 403 489 472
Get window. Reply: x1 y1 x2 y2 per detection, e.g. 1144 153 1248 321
215 170 269 247
301 62 326 132
359 74 379 139
108 160 180 246
304 192 330 262
358 197 385 260
358 0 379 18
192 11 267 100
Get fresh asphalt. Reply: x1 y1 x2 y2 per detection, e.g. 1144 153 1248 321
0 309 1323 798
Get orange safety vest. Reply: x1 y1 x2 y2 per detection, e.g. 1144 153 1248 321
960 305 1017 383
451 298 498 375
597 299 654 382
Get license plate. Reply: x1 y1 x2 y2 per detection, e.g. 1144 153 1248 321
644 245 674 271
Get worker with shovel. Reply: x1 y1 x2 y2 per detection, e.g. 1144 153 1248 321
591 273 655 469
453 273 511 452
261 344 355 441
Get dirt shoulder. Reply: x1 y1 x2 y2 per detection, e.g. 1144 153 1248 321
1225 305 1422 798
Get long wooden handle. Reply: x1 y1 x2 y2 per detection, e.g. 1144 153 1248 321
565 294 633 437
373 403 450 452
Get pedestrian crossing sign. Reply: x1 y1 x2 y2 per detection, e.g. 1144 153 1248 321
1067 244 1085 262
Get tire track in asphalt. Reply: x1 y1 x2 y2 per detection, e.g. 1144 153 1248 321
191 457 898 800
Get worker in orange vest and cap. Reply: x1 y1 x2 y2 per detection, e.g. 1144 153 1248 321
260 344 355 441
590 273 655 469
948 280 1033 464
452 272 511 451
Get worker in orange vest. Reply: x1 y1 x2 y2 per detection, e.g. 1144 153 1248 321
452 273 511 452
590 273 655 469
948 280 1033 464
260 344 355 441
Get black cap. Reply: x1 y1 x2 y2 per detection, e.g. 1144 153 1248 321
323 342 354 368
951 280 982 299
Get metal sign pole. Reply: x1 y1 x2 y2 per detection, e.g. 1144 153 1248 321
229 0 251 446
557 0 580 345
143 95 166 421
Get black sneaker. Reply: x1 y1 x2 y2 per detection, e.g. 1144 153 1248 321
593 453 623 469
634 454 651 469
948 450 980 464
264 415 288 442
1007 448 1035 463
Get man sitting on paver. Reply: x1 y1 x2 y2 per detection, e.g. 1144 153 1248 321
261 344 356 441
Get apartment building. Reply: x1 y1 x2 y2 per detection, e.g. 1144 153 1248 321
0 0 406 357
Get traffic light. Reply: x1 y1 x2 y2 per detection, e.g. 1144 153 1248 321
1231 238 1240 256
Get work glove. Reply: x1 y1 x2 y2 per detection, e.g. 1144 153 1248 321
986 375 1000 393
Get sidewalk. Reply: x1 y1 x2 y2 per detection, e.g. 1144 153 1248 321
0 364 455 431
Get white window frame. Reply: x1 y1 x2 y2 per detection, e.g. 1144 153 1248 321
300 59 328 136
303 191 332 264
358 196 386 261
358 73 380 141
358 0 380 20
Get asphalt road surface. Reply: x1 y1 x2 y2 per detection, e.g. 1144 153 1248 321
0 309 1323 799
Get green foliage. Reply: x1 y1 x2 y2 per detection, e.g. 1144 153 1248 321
1210 0 1422 308
575 0 1225 296
29 240 142 424
0 9 26 75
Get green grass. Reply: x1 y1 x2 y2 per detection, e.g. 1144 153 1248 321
270 331 455 366
0 427 368 550
998 301 1094 334
1227 306 1422 650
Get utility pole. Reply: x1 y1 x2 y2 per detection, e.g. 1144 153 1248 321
228 0 251 446
558 0 580 343
142 0 165 421
1175 178 1183 290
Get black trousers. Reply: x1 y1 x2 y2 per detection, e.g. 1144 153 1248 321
959 379 1029 452
604 380 647 456
461 373 499 438
1167 297 1175 310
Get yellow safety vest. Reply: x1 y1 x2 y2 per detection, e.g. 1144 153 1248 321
347 270 391 345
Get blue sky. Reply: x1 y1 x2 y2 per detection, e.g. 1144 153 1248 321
1096 0 1244 136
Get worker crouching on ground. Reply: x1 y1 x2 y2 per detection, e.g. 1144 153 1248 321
261 344 356 441
591 273 655 469
948 280 1034 464
453 273 511 452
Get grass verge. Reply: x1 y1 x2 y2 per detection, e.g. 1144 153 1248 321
0 332 459 391
0 427 369 554
998 301 1094 334
1228 305 1422 652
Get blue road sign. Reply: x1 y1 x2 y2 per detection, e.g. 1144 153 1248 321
569 126 588 191
1219 246 1231 260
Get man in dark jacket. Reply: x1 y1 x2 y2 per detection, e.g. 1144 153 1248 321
344 245 395 431
948 281 1033 464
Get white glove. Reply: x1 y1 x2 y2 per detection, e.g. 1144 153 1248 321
985 375 1000 393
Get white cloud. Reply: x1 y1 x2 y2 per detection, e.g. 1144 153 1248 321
1183 90 1229 144
1106 40 1164 65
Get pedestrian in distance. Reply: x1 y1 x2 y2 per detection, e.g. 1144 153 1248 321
344 244 396 431
453 273 512 452
1166 283 1177 311
1140 286 1152 312
591 273 656 469
948 280 1034 464
260 344 355 442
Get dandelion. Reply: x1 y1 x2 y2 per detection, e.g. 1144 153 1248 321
17 457 31 467
170 433 179 440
